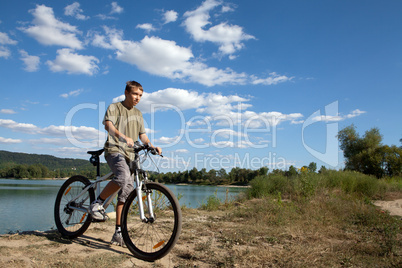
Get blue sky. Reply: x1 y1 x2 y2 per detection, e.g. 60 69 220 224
0 0 401 173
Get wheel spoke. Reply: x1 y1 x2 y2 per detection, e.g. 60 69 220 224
122 182 182 261
54 176 94 238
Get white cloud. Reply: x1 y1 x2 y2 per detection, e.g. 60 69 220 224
96 14 117 21
312 109 366 122
46 48 99 75
157 136 180 144
0 109 17 114
0 32 18 45
91 27 120 49
0 46 11 58
64 2 89 20
0 119 101 139
0 137 22 144
60 89 84 98
21 5 83 49
19 50 40 72
251 72 294 85
221 4 235 13
136 23 156 33
137 88 205 113
183 0 255 57
29 138 69 146
91 27 248 86
346 109 366 119
112 94 125 103
214 128 246 138
0 119 39 134
115 35 194 78
163 10 178 24
125 87 303 132
195 93 249 117
120 87 248 119
175 149 189 153
52 146 89 155
243 110 304 127
111 2 123 14
145 128 155 134
0 32 17 59
41 125 101 140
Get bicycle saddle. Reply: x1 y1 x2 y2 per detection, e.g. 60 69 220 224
87 149 105 156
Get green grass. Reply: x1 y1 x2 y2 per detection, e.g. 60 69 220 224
246 170 401 200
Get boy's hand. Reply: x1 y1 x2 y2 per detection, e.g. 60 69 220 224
124 137 134 148
155 147 162 155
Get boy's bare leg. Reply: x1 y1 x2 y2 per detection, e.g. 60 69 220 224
116 201 124 225
99 181 120 200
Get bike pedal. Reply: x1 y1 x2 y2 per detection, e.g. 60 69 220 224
92 215 109 222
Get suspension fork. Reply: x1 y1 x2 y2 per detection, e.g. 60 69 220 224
134 170 155 223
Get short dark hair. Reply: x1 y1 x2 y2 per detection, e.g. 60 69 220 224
125 81 143 92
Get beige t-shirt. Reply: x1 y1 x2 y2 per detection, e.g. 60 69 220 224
103 102 146 160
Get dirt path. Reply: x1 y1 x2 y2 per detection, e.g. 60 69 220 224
374 199 402 217
1 200 401 267
0 208 219 267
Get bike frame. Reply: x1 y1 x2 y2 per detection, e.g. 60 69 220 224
67 154 155 223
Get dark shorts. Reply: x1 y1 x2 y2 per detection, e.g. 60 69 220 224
105 153 133 203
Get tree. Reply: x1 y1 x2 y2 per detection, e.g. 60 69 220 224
318 165 327 174
217 168 227 183
258 166 269 176
338 125 402 177
286 165 298 177
382 145 402 177
308 162 317 173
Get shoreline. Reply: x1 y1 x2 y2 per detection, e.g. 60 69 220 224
0 177 69 180
175 183 250 188
2 178 249 186
1 198 400 237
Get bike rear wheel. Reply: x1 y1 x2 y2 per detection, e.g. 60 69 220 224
121 182 182 261
54 175 95 238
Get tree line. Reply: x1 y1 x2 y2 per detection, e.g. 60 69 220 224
149 166 269 185
1 126 400 181
0 162 110 179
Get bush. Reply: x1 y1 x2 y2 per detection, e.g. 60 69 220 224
247 175 291 199
200 193 221 211
247 170 393 200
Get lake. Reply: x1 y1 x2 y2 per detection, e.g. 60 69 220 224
0 178 245 234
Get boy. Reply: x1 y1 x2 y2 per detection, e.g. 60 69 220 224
90 81 162 246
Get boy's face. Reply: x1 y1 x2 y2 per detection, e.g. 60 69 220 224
125 87 143 107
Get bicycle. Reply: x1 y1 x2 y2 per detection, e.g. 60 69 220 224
54 142 182 261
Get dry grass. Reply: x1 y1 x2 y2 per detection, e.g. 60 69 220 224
172 189 402 267
1 185 401 267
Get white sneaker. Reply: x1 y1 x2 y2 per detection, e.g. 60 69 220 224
89 201 107 221
110 231 125 247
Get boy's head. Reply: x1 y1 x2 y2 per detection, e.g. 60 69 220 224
125 80 143 93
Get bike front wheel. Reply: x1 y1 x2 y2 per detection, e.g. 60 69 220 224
54 175 95 238
121 182 182 261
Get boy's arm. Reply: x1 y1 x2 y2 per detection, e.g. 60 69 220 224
104 120 135 148
139 133 162 155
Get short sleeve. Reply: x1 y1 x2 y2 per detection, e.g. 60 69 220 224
103 104 117 126
138 110 146 135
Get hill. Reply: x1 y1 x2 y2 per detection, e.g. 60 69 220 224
0 150 109 179
0 150 90 170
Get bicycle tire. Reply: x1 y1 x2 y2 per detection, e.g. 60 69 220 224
121 182 182 261
54 175 95 238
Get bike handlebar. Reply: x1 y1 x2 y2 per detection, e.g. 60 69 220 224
128 141 162 157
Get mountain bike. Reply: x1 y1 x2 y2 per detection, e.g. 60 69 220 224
54 142 182 261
